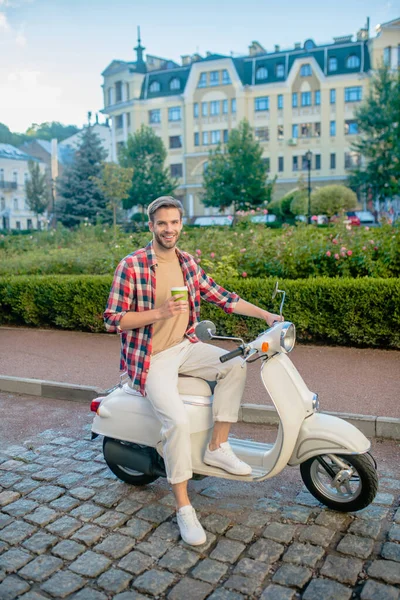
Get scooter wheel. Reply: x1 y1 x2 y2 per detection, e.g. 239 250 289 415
300 453 378 512
103 438 159 486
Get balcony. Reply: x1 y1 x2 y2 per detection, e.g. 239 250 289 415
0 181 18 191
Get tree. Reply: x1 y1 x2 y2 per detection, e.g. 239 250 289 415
0 123 28 147
25 161 49 229
349 66 400 203
202 120 274 213
56 127 111 227
311 185 357 218
119 125 177 214
26 122 79 142
92 162 134 236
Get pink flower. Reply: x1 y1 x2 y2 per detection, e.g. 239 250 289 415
228 215 233 221
362 246 367 250
332 239 338 245
341 247 346 253
347 250 353 256
369 240 374 244
346 225 352 230
263 209 268 215
326 251 331 257
196 258 201 263
374 246 378 251
210 252 215 258
365 226 370 231
240 248 246 253
195 249 201 255
241 271 248 278
250 210 255 215
334 253 340 260
341 251 346 257
311 215 318 222
183 231 187 235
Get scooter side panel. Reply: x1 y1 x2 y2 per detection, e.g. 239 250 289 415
288 412 371 466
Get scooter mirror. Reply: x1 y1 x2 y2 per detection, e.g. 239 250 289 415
272 281 279 300
195 320 216 341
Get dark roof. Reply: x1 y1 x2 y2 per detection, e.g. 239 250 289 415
141 67 191 100
0 144 42 162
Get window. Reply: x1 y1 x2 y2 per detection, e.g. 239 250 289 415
277 94 283 109
13 171 18 183
292 93 298 108
301 91 311 106
211 130 221 144
330 153 336 169
254 127 269 141
107 88 113 105
169 135 182 149
13 198 18 210
384 47 391 67
222 69 231 84
193 103 199 118
115 81 122 102
27 218 32 229
293 156 298 171
314 122 321 137
194 132 199 146
277 125 284 140
149 109 161 123
346 55 360 69
0 197 5 210
115 115 123 129
276 64 285 78
222 99 228 114
345 151 361 169
0 169 4 182
170 164 183 177
315 154 321 170
168 106 181 121
278 156 284 172
231 98 236 113
126 83 130 101
210 101 220 116
345 120 359 135
345 86 362 102
16 221 21 230
300 64 312 76
198 73 207 88
24 172 29 183
262 158 270 172
314 90 321 105
330 89 336 104
302 155 309 171
256 66 268 80
328 57 337 72
292 124 299 138
201 102 208 117
255 96 269 111
210 71 219 86
300 123 312 138
202 131 209 145
126 112 131 127
223 129 229 143
169 78 180 91
149 80 161 93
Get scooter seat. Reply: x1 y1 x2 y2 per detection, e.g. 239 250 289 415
122 377 214 398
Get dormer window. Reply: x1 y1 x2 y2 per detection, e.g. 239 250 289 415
328 57 338 72
300 64 312 77
256 67 268 80
149 80 161 93
346 55 360 69
276 64 285 78
210 71 219 86
169 78 180 91
198 72 207 88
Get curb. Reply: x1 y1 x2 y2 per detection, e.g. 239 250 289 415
1 375 399 441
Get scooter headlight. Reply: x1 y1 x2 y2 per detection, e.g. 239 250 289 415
280 323 296 353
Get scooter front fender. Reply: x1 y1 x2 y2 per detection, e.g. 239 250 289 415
288 412 371 466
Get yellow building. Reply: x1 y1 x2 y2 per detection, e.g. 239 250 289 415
101 19 400 217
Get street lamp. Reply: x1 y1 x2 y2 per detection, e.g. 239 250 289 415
305 150 312 224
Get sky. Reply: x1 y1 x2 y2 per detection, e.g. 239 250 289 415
0 0 398 134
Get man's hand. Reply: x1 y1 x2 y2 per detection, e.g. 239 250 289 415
265 311 284 328
157 295 189 321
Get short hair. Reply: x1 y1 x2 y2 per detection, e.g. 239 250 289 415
147 196 184 222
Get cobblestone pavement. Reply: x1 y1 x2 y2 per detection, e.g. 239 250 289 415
0 426 399 600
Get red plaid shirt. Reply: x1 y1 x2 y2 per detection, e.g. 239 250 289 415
104 241 240 394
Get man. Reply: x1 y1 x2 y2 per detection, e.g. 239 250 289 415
104 196 282 546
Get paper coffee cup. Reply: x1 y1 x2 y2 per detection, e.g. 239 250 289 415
171 286 188 301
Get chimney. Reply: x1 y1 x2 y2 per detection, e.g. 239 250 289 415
181 55 191 65
248 41 266 56
274 45 280 53
95 113 99 125
294 42 301 50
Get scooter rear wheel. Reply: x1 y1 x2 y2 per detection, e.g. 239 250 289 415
103 438 159 486
300 453 378 512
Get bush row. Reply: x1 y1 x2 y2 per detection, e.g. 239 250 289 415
1 275 399 348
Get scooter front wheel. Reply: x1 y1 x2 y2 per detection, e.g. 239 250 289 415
103 438 159 486
300 453 378 512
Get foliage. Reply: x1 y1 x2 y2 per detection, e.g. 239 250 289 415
56 127 111 227
311 185 357 218
25 161 50 228
0 123 28 147
92 162 134 236
25 121 80 142
349 66 400 200
1 275 399 348
119 125 177 213
202 120 275 212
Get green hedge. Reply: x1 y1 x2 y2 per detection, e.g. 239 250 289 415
0 275 399 348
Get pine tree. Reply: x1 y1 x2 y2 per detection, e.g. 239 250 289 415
56 127 111 227
25 161 49 229
202 120 275 213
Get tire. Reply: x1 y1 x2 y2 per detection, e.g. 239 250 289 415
300 453 378 512
102 438 159 486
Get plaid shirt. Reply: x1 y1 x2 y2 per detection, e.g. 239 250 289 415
104 240 240 394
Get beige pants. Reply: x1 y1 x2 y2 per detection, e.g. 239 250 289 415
144 339 247 484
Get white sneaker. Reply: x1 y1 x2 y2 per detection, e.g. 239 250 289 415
176 505 207 546
204 442 252 475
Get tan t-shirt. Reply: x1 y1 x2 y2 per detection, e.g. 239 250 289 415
152 252 189 356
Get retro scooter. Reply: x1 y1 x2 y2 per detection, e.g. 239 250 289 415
91 283 378 512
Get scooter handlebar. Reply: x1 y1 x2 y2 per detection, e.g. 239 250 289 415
219 346 245 363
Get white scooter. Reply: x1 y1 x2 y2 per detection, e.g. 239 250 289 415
91 283 378 512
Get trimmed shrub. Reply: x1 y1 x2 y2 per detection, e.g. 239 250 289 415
0 275 399 348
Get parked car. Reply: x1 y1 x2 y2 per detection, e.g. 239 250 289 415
345 212 361 226
355 210 376 225
191 215 234 227
249 214 277 224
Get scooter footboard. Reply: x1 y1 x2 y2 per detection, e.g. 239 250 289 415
288 412 371 466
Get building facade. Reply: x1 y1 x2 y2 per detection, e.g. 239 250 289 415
0 144 47 230
101 19 400 217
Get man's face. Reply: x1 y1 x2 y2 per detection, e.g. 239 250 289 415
149 207 183 250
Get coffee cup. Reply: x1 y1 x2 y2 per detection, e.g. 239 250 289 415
171 286 188 301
